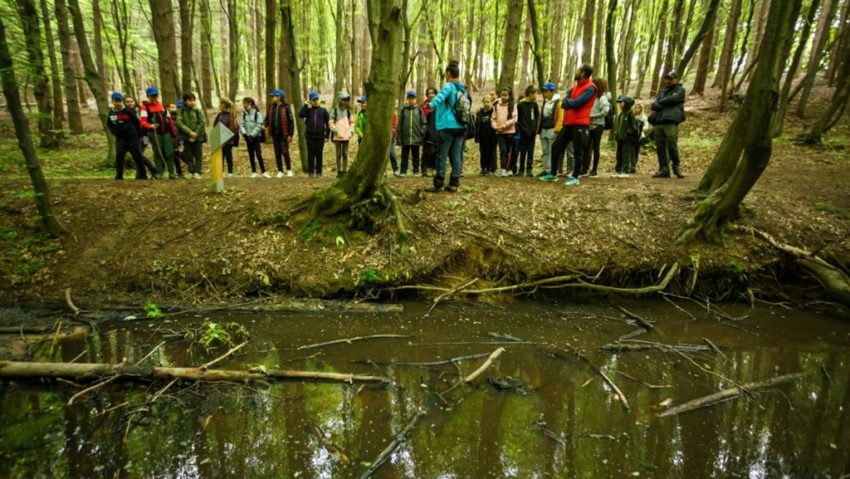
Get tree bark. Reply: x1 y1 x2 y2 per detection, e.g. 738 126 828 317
497 0 524 91
350 0 360 94
226 0 239 100
178 0 194 96
39 0 64 132
675 0 721 77
796 0 839 118
527 0 545 87
690 0 717 96
55 0 83 134
548 0 565 84
593 0 605 69
110 0 136 97
826 0 850 85
303 0 405 230
581 0 595 65
0 16 66 238
280 0 307 169
92 0 108 97
712 0 742 90
15 0 58 148
680 0 803 243
665 0 685 74
149 0 180 103
520 11 532 86
264 0 276 93
605 0 618 103
802 29 850 144
199 0 216 102
649 0 669 96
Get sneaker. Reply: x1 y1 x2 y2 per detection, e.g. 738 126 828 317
251 172 259 178
629 168 637 174
286 170 294 177
413 172 422 178
621 173 630 178
445 185 458 193
564 176 580 186
193 173 201 179
393 170 402 177
505 170 513 177
276 171 285 178
536 171 547 177
540 174 558 182
588 171 598 177
526 170 533 177
652 171 671 178
262 172 271 178
500 169 508 177
518 169 525 177
225 173 233 178
398 172 407 178
425 186 442 193
673 168 685 179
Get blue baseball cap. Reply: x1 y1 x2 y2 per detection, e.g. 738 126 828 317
111 91 124 101
357 96 367 103
309 91 320 101
406 90 417 98
176 99 185 108
145 86 159 97
542 82 557 91
617 95 626 102
269 89 285 98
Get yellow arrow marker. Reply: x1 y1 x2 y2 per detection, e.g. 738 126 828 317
209 122 234 193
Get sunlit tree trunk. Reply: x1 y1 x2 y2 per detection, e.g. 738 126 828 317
199 0 216 102
675 0 721 76
149 0 180 103
773 0 821 136
178 0 194 96
649 0 668 96
690 0 717 96
548 0 565 84
581 0 595 65
15 0 58 148
497 0 524 91
796 0 839 118
801 31 850 144
712 0 741 90
527 0 545 87
55 0 83 134
226 0 239 100
265 0 276 93
280 0 307 170
39 0 64 132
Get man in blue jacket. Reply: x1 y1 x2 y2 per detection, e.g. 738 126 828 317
426 60 467 193
651 71 686 178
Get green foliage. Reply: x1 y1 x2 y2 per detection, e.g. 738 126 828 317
814 202 849 219
184 319 250 353
358 268 381 285
144 301 163 319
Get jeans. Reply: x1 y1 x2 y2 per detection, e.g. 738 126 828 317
434 129 464 188
246 137 265 173
540 128 556 174
272 134 292 172
334 141 349 173
115 136 147 179
655 123 680 172
401 145 420 174
222 144 234 174
389 137 398 172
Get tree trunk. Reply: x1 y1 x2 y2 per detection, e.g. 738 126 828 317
802 25 850 144
827 0 850 85
593 0 605 70
67 0 115 164
472 0 486 88
712 0 742 89
149 0 180 103
520 12 532 86
675 0 721 77
744 0 771 76
178 0 194 96
548 0 566 84
15 0 58 148
333 0 345 96
581 0 595 65
39 0 64 132
55 0 83 134
350 0 360 94
265 0 276 93
796 0 839 118
0 15 66 238
497 0 524 91
303 0 405 231
690 0 717 96
649 0 669 96
605 0 618 104
92 0 108 98
280 0 307 169
226 0 239 100
682 0 803 243
727 0 756 97
199 0 216 102
665 0 685 74
111 0 136 97
527 0 545 88
773 0 822 136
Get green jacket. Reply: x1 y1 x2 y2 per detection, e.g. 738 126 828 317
176 107 207 141
615 96 639 142
354 111 367 138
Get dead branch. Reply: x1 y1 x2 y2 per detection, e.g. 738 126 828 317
296 334 412 351
356 409 426 479
658 371 812 418
201 341 247 370
426 277 479 315
65 288 80 316
546 346 631 412
0 326 52 335
462 347 506 384
618 306 655 331
600 342 712 353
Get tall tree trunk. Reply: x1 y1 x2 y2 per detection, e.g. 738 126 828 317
333 0 345 96
548 0 566 84
773 0 822 136
472 0 487 87
649 0 669 96
827 0 850 85
178 0 194 96
605 0 618 106
280 0 307 169
149 0 180 103
92 0 108 98
712 0 742 89
527 0 545 88
350 0 360 94
226 0 239 100
665 0 685 73
198 0 213 106
67 0 115 164
55 0 83 134
416 19 427 94
40 0 64 131
796 0 839 118
304 0 405 230
803 21 850 144
581 0 595 65
744 0 771 76
680 0 803 243
675 0 721 76
593 0 605 69
0 16 66 238
15 0 58 148
111 0 135 97
520 11 532 86
497 0 524 91
265 0 277 93
690 0 718 95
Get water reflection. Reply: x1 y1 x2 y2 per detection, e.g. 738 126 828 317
1 302 849 478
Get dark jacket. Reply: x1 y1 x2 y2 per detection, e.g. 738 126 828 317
615 96 640 143
474 108 496 144
423 99 440 146
516 99 539 138
398 104 426 146
651 83 686 125
264 101 295 139
213 111 239 147
299 104 330 140
108 106 142 140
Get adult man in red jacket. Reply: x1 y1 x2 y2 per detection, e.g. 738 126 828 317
140 86 178 179
542 64 597 186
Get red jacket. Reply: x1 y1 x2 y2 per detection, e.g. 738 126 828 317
140 101 177 137
264 102 294 139
563 79 596 127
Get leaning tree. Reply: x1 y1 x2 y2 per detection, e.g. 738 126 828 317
297 0 407 235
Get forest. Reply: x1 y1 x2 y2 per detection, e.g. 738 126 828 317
1 0 850 478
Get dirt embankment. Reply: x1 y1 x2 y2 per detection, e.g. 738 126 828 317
0 97 848 307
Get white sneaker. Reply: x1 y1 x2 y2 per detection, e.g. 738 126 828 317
250 172 259 178
505 170 513 177
262 172 271 178
226 173 233 178
193 173 201 179
500 169 507 177
286 170 294 177
276 171 285 178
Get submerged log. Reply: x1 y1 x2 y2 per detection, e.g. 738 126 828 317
0 360 391 385
600 342 712 353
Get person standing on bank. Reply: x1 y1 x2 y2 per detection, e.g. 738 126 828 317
329 92 354 177
240 97 268 178
426 60 469 193
140 86 178 179
299 91 330 178
587 78 611 177
650 71 686 178
398 90 426 177
263 89 295 177
107 92 148 180
538 82 563 178
176 93 207 179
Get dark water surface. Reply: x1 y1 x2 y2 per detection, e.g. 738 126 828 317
2 300 850 478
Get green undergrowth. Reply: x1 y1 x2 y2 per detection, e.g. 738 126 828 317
0 133 109 178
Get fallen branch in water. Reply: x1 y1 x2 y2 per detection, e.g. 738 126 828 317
534 420 568 446
311 423 350 464
462 347 506 384
296 334 412 351
0 360 391 385
356 409 426 479
426 277 479 315
546 346 631 412
351 352 493 368
658 371 812 418
599 342 712 353
617 306 655 331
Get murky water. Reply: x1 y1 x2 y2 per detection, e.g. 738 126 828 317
1 300 850 478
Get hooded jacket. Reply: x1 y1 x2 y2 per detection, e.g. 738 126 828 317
615 96 640 142
299 103 331 140
491 98 517 135
474 107 496 144
651 83 686 124
240 107 264 138
590 94 611 128
430 80 467 131
176 107 207 142
517 98 540 138
398 103 426 146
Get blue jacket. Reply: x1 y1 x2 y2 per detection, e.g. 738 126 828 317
431 80 466 131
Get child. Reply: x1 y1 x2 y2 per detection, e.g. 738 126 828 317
170 101 186 177
398 90 426 177
263 89 295 177
140 86 178 179
240 97 268 178
298 91 330 177
420 87 439 177
516 85 540 177
122 95 158 178
587 78 611 177
390 110 400 176
176 93 207 178
107 92 148 180
538 83 563 177
329 92 354 177
354 96 367 144
491 88 517 177
632 103 649 174
474 96 497 176
614 95 640 178
212 98 239 177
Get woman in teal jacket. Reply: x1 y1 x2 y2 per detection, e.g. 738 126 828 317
426 60 467 193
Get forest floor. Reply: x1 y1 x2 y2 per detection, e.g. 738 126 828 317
0 88 849 309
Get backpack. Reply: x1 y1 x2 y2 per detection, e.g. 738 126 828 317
453 85 472 125
603 99 615 130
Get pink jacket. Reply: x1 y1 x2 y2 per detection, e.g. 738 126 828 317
329 107 354 142
491 99 517 134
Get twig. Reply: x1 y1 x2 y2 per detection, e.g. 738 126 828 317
658 372 812 418
618 306 655 331
311 423 350 464
134 341 166 366
65 288 80 316
67 376 120 405
201 341 248 370
355 352 493 368
600 342 712 353
426 278 478 315
703 338 727 359
462 347 506 384
296 334 412 351
534 420 568 446
356 409 426 479
546 346 631 412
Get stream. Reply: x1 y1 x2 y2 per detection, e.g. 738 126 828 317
1 300 849 478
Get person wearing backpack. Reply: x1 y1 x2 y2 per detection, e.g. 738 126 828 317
491 88 517 177
176 93 207 178
330 92 354 177
140 86 179 179
517 85 540 177
398 90 426 177
240 97 268 177
587 78 611 177
425 60 469 193
538 82 563 178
